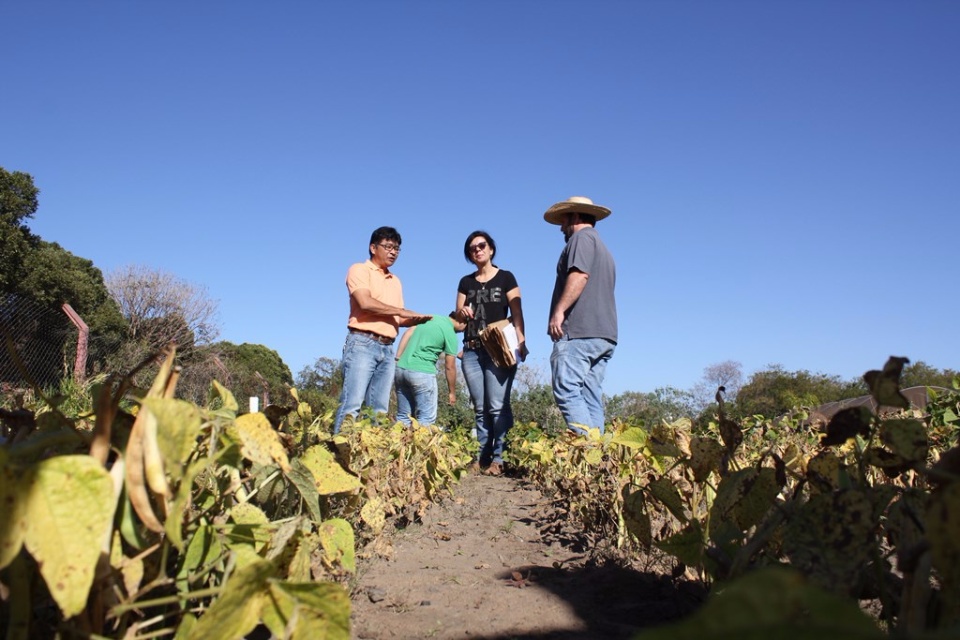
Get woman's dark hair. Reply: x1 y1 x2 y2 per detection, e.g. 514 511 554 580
368 226 401 257
463 230 497 264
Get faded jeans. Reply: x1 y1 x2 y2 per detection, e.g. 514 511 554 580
333 332 396 433
461 347 515 465
550 336 616 435
395 367 438 427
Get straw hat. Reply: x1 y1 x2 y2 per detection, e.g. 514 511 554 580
543 196 611 225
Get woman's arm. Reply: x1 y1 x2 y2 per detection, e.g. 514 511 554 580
506 287 528 361
455 291 473 321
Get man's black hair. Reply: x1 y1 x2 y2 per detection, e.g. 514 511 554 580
368 226 401 257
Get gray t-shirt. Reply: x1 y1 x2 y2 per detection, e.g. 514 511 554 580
550 226 618 343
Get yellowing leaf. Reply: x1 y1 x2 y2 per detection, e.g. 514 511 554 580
317 518 356 574
806 451 843 492
288 533 319 582
227 502 272 552
143 397 204 483
300 445 361 495
732 467 781 531
927 482 960 623
863 356 910 409
234 413 290 473
879 418 928 465
22 455 115 618
784 489 875 596
0 455 28 569
186 560 274 640
261 581 351 640
689 436 723 483
360 496 387 535
649 423 682 457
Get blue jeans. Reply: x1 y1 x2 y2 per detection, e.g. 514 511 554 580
395 367 438 427
333 332 396 433
550 336 616 435
461 347 515 465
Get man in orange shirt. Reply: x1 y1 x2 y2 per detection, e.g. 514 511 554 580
333 226 431 432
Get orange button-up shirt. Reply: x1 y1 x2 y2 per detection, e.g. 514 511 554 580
346 259 404 338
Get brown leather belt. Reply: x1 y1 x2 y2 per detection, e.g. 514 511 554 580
349 328 395 345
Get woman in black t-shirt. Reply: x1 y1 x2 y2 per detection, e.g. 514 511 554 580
455 231 528 476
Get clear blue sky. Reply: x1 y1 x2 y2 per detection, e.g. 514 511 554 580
4 1 959 396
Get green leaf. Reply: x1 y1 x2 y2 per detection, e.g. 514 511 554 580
260 581 351 640
208 380 239 414
300 445 361 495
142 397 203 483
655 522 704 567
632 566 884 639
612 427 648 449
22 455 115 618
646 476 688 523
285 458 324 523
186 560 275 640
176 525 223 590
622 487 651 548
166 457 212 551
318 518 356 574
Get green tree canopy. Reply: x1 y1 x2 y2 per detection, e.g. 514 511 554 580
607 387 697 428
215 342 293 409
0 168 40 293
899 360 959 390
734 365 863 418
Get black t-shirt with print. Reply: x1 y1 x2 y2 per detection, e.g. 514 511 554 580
457 269 518 343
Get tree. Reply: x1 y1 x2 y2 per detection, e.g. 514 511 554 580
106 264 220 363
692 360 744 410
733 365 861 418
214 342 293 409
899 360 959 390
607 387 697 427
295 356 344 417
0 168 40 293
19 241 127 361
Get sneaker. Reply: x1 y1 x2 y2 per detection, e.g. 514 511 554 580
484 462 503 476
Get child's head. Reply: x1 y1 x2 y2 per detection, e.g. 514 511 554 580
449 311 467 333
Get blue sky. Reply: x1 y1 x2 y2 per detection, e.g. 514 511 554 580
4 1 958 396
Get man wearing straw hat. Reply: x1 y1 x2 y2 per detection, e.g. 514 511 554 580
544 196 618 434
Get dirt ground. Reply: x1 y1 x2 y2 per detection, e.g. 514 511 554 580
349 470 707 640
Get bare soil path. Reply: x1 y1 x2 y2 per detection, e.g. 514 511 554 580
349 471 705 640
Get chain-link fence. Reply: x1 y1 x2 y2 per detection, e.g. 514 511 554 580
0 293 81 390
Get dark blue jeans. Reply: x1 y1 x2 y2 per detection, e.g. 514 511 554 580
461 347 515 464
